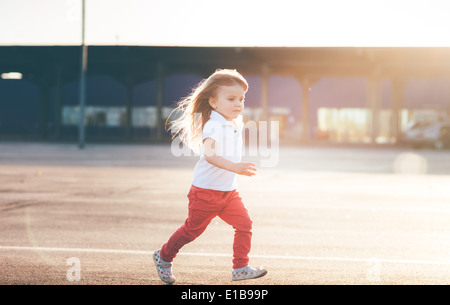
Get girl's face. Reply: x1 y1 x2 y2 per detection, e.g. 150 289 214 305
209 84 246 121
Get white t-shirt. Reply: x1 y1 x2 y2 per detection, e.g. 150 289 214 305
192 110 244 191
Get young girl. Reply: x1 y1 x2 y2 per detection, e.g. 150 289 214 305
153 69 267 284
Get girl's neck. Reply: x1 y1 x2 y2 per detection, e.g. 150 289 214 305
213 110 233 122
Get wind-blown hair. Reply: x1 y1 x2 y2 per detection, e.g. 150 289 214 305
166 69 248 154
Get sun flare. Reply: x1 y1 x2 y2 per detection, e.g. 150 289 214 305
1 0 449 46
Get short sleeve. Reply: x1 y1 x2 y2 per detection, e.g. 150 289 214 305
202 119 224 143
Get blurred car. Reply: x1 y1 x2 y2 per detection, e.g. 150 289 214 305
402 119 450 149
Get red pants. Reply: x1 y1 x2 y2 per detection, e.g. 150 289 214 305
160 185 253 269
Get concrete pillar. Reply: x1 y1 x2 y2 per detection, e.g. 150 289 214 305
366 76 381 143
125 74 133 139
300 78 310 143
391 78 406 142
54 64 63 140
78 44 88 149
39 84 51 140
260 64 270 121
156 62 164 140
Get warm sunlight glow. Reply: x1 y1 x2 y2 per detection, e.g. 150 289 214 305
1 0 449 46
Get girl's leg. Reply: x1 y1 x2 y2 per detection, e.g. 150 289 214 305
160 210 215 262
160 186 219 262
218 191 253 269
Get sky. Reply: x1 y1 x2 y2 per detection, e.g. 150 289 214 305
1 0 450 47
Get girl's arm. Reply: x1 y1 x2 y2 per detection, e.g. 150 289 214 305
203 138 256 176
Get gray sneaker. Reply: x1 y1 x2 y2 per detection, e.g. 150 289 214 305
153 249 175 284
232 265 267 281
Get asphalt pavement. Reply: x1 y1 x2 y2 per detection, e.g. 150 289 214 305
0 142 449 285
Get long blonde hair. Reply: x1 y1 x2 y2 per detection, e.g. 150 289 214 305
167 69 248 153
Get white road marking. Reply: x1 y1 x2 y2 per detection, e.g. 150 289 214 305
1 245 449 266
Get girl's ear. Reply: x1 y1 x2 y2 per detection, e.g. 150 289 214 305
208 97 216 109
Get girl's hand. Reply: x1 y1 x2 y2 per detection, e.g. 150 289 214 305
232 162 257 176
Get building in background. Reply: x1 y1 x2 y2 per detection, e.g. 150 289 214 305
1 1 450 145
